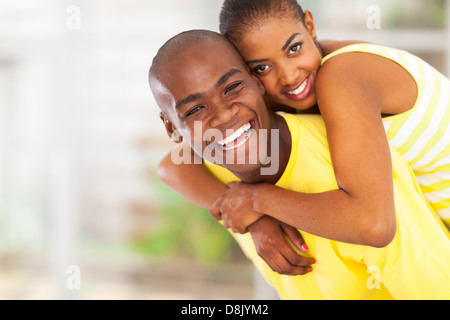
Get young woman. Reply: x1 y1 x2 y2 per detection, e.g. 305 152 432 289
158 0 450 273
217 0 450 229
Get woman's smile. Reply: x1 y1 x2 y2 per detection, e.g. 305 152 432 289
283 74 312 100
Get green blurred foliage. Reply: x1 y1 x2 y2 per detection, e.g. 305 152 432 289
385 0 446 28
134 177 239 263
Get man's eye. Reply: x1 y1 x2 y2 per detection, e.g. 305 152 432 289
252 65 269 74
289 43 303 55
225 81 243 94
185 105 204 118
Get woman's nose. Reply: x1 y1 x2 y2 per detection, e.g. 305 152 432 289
277 62 300 87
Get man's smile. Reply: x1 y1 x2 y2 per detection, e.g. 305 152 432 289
217 120 255 151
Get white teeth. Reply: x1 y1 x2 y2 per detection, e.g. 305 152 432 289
287 77 308 95
218 122 251 147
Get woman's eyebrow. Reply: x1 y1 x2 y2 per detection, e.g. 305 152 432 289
246 32 303 65
282 32 302 51
246 58 269 65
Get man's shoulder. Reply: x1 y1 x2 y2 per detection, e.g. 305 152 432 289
279 113 328 144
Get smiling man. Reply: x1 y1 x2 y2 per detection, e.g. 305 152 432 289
151 30 288 182
149 30 450 300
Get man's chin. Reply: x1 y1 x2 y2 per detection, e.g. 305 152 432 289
218 163 263 178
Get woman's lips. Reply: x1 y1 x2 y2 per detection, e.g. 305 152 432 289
283 75 311 100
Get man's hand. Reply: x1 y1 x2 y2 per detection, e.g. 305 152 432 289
210 182 315 275
210 182 263 234
249 216 315 276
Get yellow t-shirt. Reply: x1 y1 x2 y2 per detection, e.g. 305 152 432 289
206 114 450 300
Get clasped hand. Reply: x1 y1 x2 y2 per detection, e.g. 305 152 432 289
210 182 262 233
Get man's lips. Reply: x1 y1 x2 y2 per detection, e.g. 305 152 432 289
217 120 255 151
283 75 311 100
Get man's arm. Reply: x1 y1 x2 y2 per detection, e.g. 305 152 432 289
158 145 314 274
158 143 227 209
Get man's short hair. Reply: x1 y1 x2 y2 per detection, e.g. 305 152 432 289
149 29 230 85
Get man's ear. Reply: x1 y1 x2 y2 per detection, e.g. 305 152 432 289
160 112 183 143
246 66 266 95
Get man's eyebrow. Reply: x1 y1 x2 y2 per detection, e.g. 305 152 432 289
216 68 242 87
175 93 202 109
175 69 242 109
282 32 302 51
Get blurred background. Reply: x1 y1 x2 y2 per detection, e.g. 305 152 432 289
0 0 448 299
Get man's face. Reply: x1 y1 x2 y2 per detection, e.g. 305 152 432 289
155 39 272 175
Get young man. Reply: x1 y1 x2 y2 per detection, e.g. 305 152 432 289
149 30 450 299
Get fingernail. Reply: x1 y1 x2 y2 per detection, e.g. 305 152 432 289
301 244 308 252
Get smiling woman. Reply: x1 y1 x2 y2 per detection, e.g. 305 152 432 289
227 13 322 111
220 0 322 111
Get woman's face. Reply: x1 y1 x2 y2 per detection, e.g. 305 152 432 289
236 12 323 111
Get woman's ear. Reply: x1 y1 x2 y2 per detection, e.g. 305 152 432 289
303 10 317 41
160 112 183 143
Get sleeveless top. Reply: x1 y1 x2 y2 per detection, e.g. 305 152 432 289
321 43 450 229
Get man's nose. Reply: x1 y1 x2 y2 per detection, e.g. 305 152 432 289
209 101 239 128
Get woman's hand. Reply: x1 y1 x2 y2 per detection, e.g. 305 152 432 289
210 182 263 234
210 183 314 276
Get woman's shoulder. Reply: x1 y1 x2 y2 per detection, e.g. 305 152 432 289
316 41 418 117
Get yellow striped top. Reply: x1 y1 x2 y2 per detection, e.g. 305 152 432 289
322 43 450 229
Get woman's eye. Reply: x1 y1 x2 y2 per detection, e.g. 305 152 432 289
289 43 303 55
225 81 242 94
253 65 270 74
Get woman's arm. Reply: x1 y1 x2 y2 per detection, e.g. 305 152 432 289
213 53 412 248
213 177 395 248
